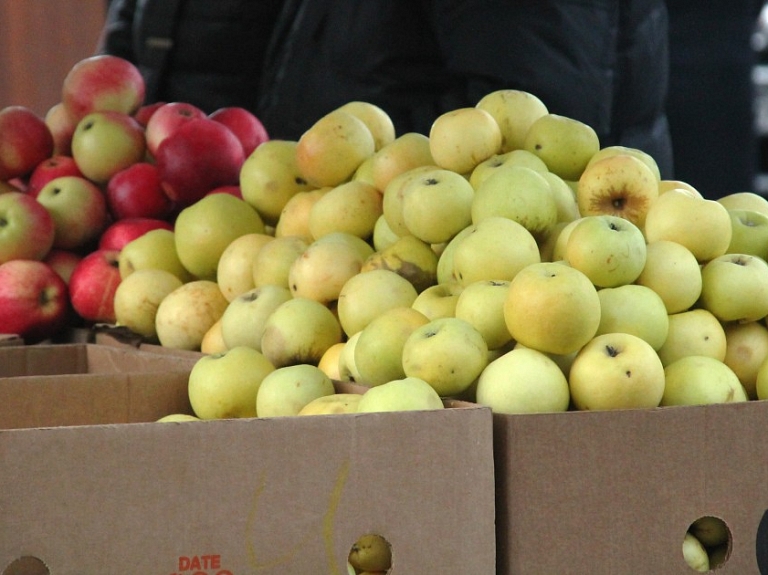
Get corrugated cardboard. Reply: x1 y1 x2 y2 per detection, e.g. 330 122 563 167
0 345 496 574
494 402 768 574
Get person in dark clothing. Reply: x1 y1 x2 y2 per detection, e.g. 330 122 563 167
99 0 674 178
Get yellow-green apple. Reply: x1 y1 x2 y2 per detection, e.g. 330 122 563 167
239 139 315 226
699 254 768 322
565 214 647 288
219 284 292 351
70 111 146 184
585 145 661 181
661 355 748 406
26 155 82 197
105 162 174 221
354 306 430 386
0 259 68 342
308 180 382 240
297 393 362 416
36 176 109 250
155 279 229 350
372 213 400 251
288 232 373 304
336 268 419 337
361 234 438 293
475 347 570 414
682 532 710 573
596 284 669 350
296 109 375 188
401 317 488 396
200 318 228 355
569 332 665 410
523 113 600 181
113 268 183 340
513 341 577 380
0 106 54 181
754 354 768 399
454 279 513 350
209 106 269 157
98 217 173 252
61 54 145 121
255 363 336 417
260 296 343 367
550 218 581 263
576 153 658 228
726 209 768 259
428 107 502 174
634 240 702 314
411 281 464 320
370 132 435 192
381 163 440 237
435 225 474 284
174 192 265 280
156 413 200 423
468 149 547 190
452 216 541 286
252 235 308 289
0 191 55 264
656 309 727 367
717 191 768 217
118 228 192 282
356 376 444 412
216 232 274 301
144 101 205 157
44 102 76 156
317 341 346 380
273 187 329 241
399 168 474 244
68 248 122 323
43 248 82 284
338 331 363 382
471 165 558 242
156 117 246 207
189 346 275 419
504 261 601 355
723 320 768 399
475 89 548 152
542 171 581 223
334 101 396 151
644 189 732 263
352 154 376 186
658 179 702 197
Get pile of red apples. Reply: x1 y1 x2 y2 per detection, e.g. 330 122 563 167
0 54 268 342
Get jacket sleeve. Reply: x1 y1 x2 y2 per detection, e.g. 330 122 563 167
97 0 138 59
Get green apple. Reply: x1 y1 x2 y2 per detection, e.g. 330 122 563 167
335 100 396 151
699 253 768 322
371 213 400 251
569 332 665 410
550 218 581 263
402 317 489 397
361 234 438 293
411 281 464 321
155 280 229 350
523 113 600 181
644 189 732 263
188 346 275 419
717 191 768 217
634 240 702 314
726 209 768 260
174 193 266 281
661 355 748 406
338 331 363 382
251 235 309 289
454 279 513 350
336 268 419 337
565 214 647 288
429 107 502 174
504 261 601 355
596 284 669 350
273 187 329 242
469 150 548 191
113 268 183 340
656 309 727 367
255 363 336 417
754 353 768 400
308 180 382 240
723 320 768 399
216 232 274 301
682 532 710 573
356 376 444 412
541 171 580 223
475 89 548 152
118 228 194 283
219 284 293 351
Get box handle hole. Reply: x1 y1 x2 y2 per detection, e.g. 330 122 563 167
683 515 731 571
2 556 50 575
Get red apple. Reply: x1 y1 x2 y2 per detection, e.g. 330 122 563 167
68 248 121 323
134 101 166 127
155 117 245 207
0 191 55 264
36 176 110 250
71 110 146 184
61 54 145 122
0 106 55 181
44 102 77 156
205 185 243 199
27 155 83 197
98 217 174 251
43 248 83 284
0 259 69 342
105 162 174 220
209 106 269 157
145 101 206 157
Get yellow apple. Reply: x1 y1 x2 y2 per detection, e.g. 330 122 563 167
569 332 665 410
682 532 710 573
255 363 336 417
634 240 702 314
435 225 474 284
356 376 444 412
523 113 600 181
585 145 661 182
334 101 396 151
297 392 362 416
317 341 346 380
338 330 363 382
118 228 193 283
216 232 274 301
347 533 393 573
200 318 227 355
475 88 548 152
156 413 200 423
361 234 438 293
273 187 330 242
541 171 581 223
596 284 669 350
723 320 768 399
717 191 768 217
371 213 400 251
661 355 748 406
550 218 582 263
155 280 229 350
429 107 502 174
371 132 435 192
411 281 464 321
251 234 309 289
656 308 727 367
454 279 513 350
219 284 293 351
469 150 548 191
699 253 768 322
188 346 275 419
753 353 768 400
113 268 184 340
658 179 703 197
475 346 570 414
381 164 441 237
726 209 768 260
307 180 382 241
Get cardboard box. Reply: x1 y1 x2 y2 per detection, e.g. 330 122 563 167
0 334 23 347
494 401 768 574
0 346 496 574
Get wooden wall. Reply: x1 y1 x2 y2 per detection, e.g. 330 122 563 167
0 1 107 117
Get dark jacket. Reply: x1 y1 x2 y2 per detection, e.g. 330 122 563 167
100 0 673 177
